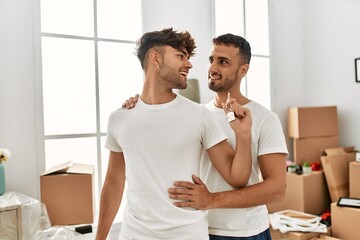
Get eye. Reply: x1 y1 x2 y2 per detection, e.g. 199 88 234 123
220 59 228 65
209 57 214 63
178 54 184 59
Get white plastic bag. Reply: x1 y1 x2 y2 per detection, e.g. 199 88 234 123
0 191 51 240
33 226 87 240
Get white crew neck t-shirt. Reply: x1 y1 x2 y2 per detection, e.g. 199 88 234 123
201 100 288 237
105 95 227 240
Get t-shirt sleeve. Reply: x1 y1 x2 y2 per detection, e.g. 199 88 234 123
104 111 123 152
200 106 228 150
258 112 288 156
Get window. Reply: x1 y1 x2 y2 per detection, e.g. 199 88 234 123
39 0 143 222
214 0 271 109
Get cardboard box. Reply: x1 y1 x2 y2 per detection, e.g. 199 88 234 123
288 106 338 138
267 171 330 215
320 147 356 202
0 204 22 240
349 161 360 198
315 235 341 240
270 227 320 240
331 202 360 240
293 136 339 164
40 161 94 226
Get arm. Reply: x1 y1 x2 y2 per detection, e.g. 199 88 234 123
168 152 287 209
95 151 126 240
206 99 252 188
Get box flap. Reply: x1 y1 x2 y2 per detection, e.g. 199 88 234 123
67 163 94 175
322 147 345 156
41 161 73 176
41 162 94 176
322 146 355 156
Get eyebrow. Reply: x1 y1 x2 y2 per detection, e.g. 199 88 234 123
178 49 190 59
209 56 231 62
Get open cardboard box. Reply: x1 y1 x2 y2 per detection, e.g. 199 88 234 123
40 161 94 226
349 161 360 198
320 147 356 202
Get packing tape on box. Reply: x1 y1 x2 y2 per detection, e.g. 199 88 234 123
329 183 349 192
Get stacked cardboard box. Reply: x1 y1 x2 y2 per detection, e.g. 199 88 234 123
267 171 330 215
288 106 339 164
331 202 360 240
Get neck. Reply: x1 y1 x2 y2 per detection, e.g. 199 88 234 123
213 91 250 108
141 76 177 104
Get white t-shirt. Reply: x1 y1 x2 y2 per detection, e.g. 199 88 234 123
200 101 289 237
105 95 227 240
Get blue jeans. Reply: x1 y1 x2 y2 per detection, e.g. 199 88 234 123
209 228 272 240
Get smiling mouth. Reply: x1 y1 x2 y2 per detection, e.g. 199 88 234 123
209 74 221 81
180 71 188 79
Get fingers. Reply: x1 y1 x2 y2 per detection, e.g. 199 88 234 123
121 94 140 109
233 106 250 119
134 94 140 101
191 175 204 185
168 180 197 200
173 200 193 208
222 98 251 120
173 180 196 189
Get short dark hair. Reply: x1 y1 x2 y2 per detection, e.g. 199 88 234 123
135 28 197 69
212 34 251 64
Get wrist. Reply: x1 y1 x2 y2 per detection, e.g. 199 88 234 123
235 132 251 142
208 192 221 209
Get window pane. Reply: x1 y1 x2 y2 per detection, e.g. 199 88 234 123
97 0 142 40
42 37 96 135
40 0 94 37
246 57 271 109
98 41 143 132
45 137 99 207
245 0 269 55
215 0 245 37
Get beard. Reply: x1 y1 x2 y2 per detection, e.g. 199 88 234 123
159 62 187 90
208 76 237 93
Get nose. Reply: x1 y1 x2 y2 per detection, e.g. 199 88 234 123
185 58 193 69
208 62 217 73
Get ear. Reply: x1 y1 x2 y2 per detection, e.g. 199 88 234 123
239 63 249 79
149 49 160 69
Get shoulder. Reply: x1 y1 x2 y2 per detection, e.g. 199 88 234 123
246 101 279 121
108 107 133 122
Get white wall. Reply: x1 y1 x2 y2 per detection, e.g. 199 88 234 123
269 0 360 158
269 0 305 157
302 0 360 150
0 0 40 199
1 0 360 203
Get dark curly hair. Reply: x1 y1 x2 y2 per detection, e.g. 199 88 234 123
212 34 251 64
135 28 196 69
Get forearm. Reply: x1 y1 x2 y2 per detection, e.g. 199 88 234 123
96 152 126 240
209 177 286 209
96 180 124 240
228 133 252 188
